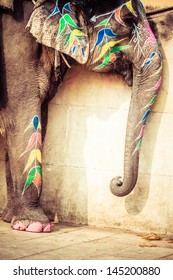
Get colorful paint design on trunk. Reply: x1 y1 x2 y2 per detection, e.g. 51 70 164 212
130 19 162 156
21 116 42 196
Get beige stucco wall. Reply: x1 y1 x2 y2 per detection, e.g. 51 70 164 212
0 2 173 234
143 0 172 10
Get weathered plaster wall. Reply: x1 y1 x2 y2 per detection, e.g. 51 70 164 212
143 0 172 11
0 2 173 234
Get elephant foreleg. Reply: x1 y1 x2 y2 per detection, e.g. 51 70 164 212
4 103 51 232
1 4 60 232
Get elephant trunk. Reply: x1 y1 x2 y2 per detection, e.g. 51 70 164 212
110 82 141 197
110 45 162 197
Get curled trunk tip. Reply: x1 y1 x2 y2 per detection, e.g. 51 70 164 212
110 176 136 197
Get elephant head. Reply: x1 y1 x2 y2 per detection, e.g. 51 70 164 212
27 0 162 197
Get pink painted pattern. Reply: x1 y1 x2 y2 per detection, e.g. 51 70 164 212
135 125 145 141
153 77 162 91
144 20 156 46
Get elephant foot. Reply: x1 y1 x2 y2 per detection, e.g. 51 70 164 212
11 207 51 233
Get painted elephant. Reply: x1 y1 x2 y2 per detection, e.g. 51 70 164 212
0 0 162 232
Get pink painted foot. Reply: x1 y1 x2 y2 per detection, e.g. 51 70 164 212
43 223 52 232
26 222 43 232
12 221 52 232
13 221 27 231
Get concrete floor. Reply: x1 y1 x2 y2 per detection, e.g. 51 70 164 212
1 219 173 260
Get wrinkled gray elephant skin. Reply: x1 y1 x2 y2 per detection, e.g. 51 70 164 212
0 0 162 232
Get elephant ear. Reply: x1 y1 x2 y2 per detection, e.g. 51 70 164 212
27 1 89 64
0 0 13 9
